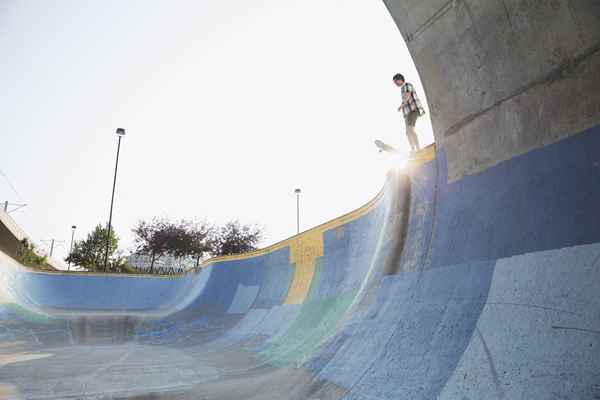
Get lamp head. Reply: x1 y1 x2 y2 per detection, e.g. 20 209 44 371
71 225 76 230
116 128 126 136
294 188 301 194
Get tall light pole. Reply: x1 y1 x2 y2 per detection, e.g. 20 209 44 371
41 239 63 257
294 188 301 234
104 128 126 272
68 225 76 271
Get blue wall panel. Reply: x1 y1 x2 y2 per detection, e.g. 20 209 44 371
432 125 600 268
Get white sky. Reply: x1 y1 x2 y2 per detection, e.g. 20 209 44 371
0 0 434 264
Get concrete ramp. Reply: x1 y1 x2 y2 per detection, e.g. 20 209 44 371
1 136 600 399
1 1 600 398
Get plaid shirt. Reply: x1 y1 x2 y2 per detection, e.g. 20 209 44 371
400 82 425 117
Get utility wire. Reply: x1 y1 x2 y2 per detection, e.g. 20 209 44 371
0 168 25 203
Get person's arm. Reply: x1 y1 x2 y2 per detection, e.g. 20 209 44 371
401 83 414 105
399 83 413 109
398 91 411 112
401 91 412 105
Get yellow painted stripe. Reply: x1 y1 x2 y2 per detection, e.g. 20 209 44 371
407 143 436 166
284 229 324 304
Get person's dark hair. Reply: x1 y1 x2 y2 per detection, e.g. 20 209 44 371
393 73 405 82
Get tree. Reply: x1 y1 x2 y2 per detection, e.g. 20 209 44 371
132 218 168 273
186 219 214 267
211 220 262 256
132 218 214 272
18 238 48 269
131 218 262 272
65 224 119 271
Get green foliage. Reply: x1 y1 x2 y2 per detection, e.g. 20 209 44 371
211 220 262 256
132 218 213 272
65 224 119 272
111 258 137 274
17 238 48 269
131 218 262 272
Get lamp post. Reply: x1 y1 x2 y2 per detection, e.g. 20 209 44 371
68 225 76 271
294 188 301 234
104 128 126 272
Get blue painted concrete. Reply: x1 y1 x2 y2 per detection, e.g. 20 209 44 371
315 201 389 299
13 271 196 311
432 124 600 267
343 261 495 400
227 284 260 314
185 247 294 314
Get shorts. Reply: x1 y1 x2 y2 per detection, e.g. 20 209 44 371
404 111 419 128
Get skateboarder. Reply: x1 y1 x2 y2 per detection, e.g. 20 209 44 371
393 73 425 153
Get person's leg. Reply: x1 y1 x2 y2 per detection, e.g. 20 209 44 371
404 116 415 152
409 125 420 151
405 112 419 152
406 128 417 152
406 124 415 151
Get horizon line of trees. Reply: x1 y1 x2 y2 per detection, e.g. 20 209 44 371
65 218 262 274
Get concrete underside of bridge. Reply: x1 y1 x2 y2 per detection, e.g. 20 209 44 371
1 1 599 399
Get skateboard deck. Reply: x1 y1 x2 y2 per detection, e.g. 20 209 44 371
374 139 397 153
374 140 420 163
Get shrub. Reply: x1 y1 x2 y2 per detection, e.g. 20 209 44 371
17 239 49 269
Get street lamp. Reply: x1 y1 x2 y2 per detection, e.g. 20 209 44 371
68 225 76 271
294 188 301 234
104 128 126 272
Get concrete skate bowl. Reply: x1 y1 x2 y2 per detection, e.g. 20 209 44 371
1 1 600 399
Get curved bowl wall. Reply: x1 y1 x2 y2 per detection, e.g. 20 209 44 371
1 0 600 398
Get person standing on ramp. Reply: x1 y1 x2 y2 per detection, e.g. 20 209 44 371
393 73 425 153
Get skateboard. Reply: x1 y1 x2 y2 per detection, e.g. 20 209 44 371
374 140 420 164
374 139 397 153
